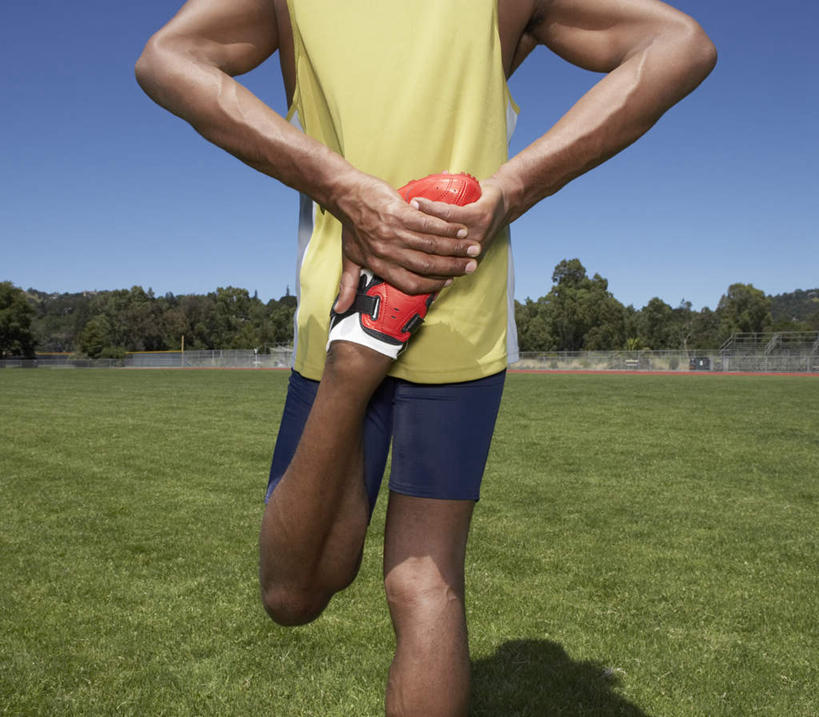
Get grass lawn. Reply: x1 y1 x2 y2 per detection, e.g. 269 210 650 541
1 369 816 716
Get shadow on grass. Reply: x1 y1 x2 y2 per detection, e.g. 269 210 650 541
471 639 652 716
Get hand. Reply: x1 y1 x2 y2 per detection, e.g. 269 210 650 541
408 178 512 264
331 174 481 311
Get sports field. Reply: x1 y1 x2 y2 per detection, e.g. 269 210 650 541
1 369 816 716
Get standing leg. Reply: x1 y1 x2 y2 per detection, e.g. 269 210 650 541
383 494 474 717
380 371 506 715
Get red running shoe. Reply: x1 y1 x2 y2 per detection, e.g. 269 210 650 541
328 172 482 358
398 172 482 206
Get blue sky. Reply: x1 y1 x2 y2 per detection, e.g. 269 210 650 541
1 0 817 310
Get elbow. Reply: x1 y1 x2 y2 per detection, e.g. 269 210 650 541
690 24 718 79
134 34 162 93
134 32 180 97
677 19 718 82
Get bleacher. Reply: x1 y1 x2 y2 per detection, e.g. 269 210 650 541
719 331 819 372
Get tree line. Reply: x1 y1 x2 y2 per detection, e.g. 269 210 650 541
514 259 818 353
0 283 296 359
1 261 817 359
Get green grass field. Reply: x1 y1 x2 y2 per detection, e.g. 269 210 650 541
1 369 816 716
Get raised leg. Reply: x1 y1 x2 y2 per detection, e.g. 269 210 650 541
383 493 474 717
259 341 392 625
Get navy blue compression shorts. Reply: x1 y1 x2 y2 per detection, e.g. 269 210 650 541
265 369 506 511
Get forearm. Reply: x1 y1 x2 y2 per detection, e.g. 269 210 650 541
135 40 358 216
492 24 717 223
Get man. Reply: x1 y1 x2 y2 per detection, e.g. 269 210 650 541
136 1 715 715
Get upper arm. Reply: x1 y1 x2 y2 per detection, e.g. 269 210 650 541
528 0 712 72
142 0 280 76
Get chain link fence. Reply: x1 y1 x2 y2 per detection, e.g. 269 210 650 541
514 350 704 372
1 348 294 370
126 348 295 369
4 344 817 372
514 349 815 373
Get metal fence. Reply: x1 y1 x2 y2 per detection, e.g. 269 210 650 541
4 344 817 372
513 350 710 372
126 348 294 369
1 348 294 370
514 347 818 373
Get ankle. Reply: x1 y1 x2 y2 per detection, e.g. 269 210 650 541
322 341 393 395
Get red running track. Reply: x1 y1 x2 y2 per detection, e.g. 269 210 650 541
123 366 818 377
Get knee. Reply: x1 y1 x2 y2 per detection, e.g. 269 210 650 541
260 584 330 627
384 558 464 619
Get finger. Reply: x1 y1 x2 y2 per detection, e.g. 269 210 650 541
376 247 478 280
374 264 455 296
410 199 492 255
395 230 482 259
410 196 476 222
334 255 361 313
401 203 470 239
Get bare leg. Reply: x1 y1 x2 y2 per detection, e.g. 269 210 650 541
383 493 474 717
259 340 392 625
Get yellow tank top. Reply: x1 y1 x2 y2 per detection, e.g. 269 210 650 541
287 0 519 383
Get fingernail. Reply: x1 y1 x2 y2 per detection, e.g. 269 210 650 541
457 228 468 239
444 279 453 287
410 199 420 209
465 260 477 273
466 244 480 257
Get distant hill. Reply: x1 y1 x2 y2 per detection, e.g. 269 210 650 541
770 288 819 325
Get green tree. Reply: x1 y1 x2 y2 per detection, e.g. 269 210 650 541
717 283 772 336
690 307 721 349
179 293 217 348
551 258 587 288
32 290 95 352
122 286 166 350
0 282 36 358
547 259 626 350
515 298 554 351
583 294 626 350
211 286 252 347
78 315 115 358
672 300 695 352
622 305 641 349
29 290 83 352
639 297 675 349
263 297 297 347
19 285 300 355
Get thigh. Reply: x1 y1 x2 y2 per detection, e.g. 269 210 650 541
388 370 505 501
266 371 396 513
